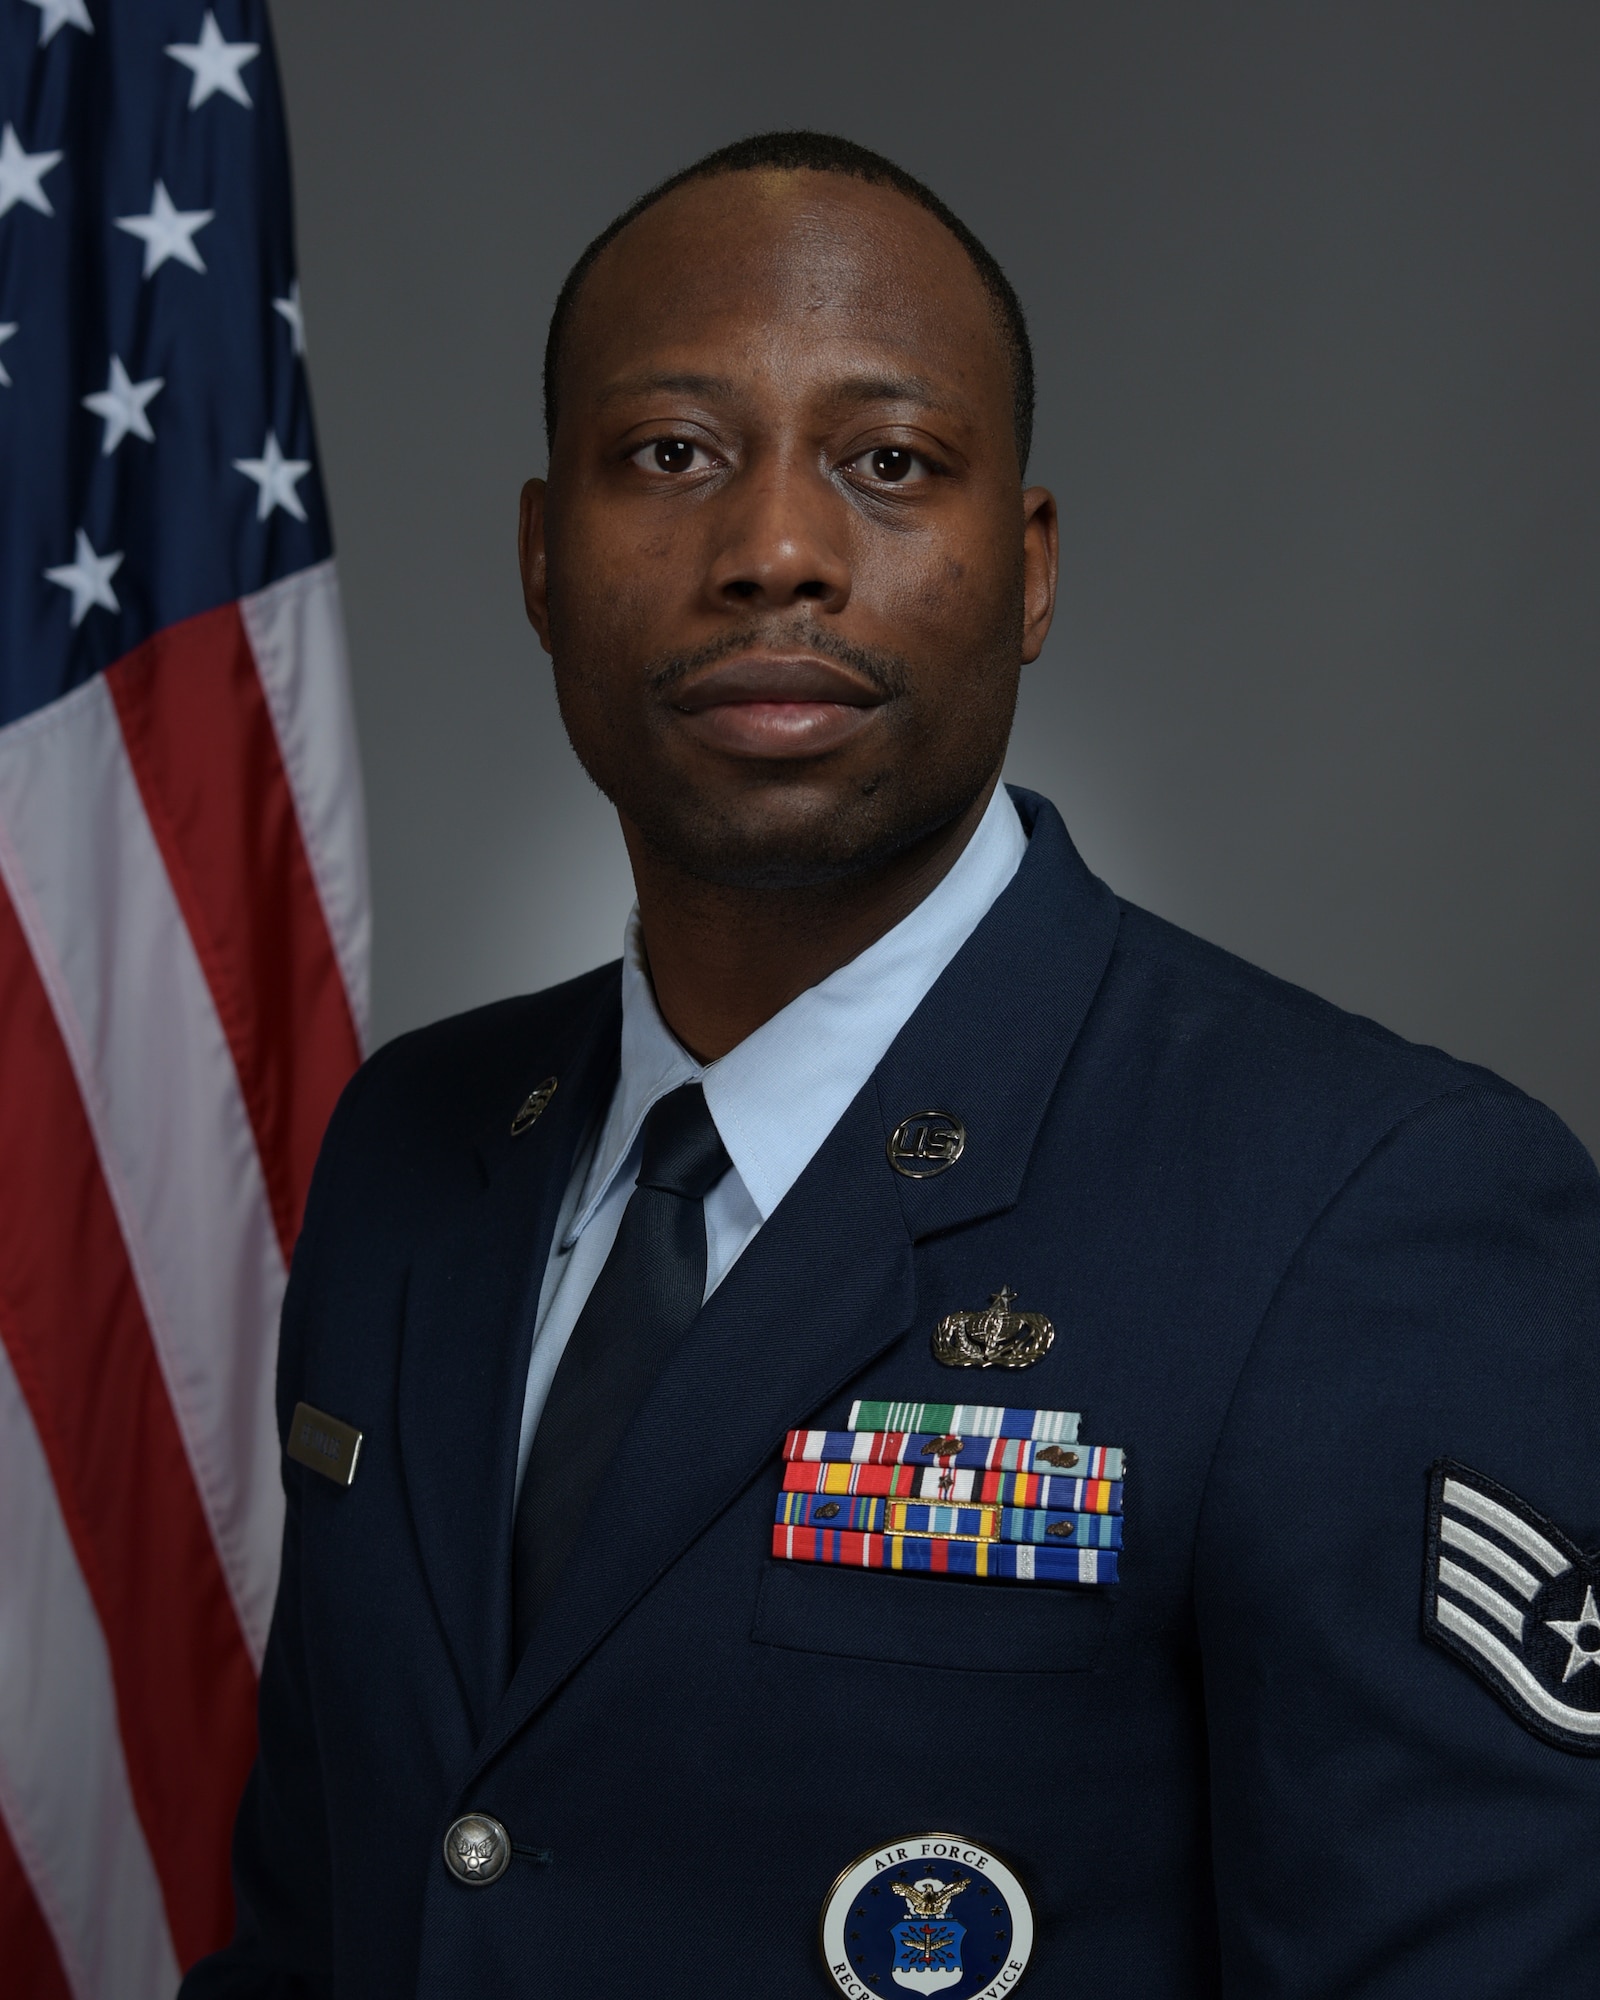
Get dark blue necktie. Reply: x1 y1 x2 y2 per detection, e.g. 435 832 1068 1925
512 1081 730 1655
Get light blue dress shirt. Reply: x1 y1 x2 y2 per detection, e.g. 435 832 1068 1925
513 783 1028 1493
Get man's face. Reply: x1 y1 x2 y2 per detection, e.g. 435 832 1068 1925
520 169 1057 889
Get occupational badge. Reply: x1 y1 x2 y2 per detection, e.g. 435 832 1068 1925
933 1289 1055 1369
1423 1458 1600 1754
820 1832 1034 1997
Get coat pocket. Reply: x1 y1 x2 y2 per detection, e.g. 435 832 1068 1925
751 1558 1113 1674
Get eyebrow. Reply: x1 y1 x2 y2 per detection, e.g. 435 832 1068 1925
827 372 948 410
596 371 734 405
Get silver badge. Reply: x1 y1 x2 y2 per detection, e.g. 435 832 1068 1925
887 1111 965 1179
510 1076 557 1136
933 1288 1056 1369
442 1812 511 1886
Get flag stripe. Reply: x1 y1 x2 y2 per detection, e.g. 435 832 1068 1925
107 596 362 1251
241 560 371 1048
0 1280 185 1995
0 1815 73 2000
0 675 287 1661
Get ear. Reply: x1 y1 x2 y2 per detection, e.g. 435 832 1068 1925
518 478 552 653
1018 485 1059 665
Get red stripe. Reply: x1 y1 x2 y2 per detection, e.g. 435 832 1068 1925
0 1816 71 2000
107 601 361 1258
0 883 256 1968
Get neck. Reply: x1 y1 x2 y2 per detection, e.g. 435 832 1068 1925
625 780 1000 1062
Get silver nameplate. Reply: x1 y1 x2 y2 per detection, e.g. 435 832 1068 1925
286 1401 363 1487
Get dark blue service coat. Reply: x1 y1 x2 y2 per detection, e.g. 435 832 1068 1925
184 792 1600 1997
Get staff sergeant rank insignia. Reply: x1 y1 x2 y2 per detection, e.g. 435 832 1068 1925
820 1833 1034 1997
933 1288 1055 1369
1423 1458 1600 1754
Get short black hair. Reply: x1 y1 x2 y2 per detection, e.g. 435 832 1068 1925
542 129 1035 472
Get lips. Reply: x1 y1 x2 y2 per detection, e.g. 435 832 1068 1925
669 654 884 760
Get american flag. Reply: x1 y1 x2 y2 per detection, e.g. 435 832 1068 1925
0 3 368 1990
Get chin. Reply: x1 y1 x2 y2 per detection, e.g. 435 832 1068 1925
629 777 987 891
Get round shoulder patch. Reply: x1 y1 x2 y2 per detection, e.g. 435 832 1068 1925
820 1832 1034 1997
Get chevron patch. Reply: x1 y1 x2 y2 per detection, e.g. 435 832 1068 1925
1424 1459 1600 1755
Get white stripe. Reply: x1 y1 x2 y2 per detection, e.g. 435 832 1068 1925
0 678 285 1662
1439 1516 1541 1601
1443 1477 1571 1578
1435 1595 1600 1738
241 560 371 1048
1015 1545 1035 1580
0 1341 181 2000
1437 1556 1526 1641
1077 1548 1096 1583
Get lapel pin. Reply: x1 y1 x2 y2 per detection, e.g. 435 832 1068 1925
510 1076 557 1135
934 1287 1056 1369
887 1111 965 1179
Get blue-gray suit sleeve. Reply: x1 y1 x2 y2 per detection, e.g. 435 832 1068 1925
178 1063 378 1999
1196 1082 1600 1997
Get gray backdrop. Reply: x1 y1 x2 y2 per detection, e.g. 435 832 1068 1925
268 1 1600 1156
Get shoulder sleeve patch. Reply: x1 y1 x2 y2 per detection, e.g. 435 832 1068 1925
1424 1458 1600 1755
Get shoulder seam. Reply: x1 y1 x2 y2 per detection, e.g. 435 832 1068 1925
1110 910 1465 1075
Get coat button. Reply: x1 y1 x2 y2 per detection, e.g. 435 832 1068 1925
443 1812 511 1886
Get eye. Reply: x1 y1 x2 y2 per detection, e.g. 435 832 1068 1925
846 446 932 486
630 437 713 475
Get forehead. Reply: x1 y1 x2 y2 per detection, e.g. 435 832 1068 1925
564 170 1011 418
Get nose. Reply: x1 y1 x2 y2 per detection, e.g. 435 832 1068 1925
704 458 852 613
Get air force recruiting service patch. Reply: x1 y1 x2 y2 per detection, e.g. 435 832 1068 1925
1424 1459 1600 1754
821 1833 1034 1997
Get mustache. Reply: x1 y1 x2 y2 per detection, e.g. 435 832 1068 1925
643 622 912 700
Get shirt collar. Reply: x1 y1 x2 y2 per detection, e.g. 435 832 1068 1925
562 783 1028 1249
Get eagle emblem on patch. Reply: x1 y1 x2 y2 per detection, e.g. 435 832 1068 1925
1423 1459 1600 1754
820 1833 1034 1997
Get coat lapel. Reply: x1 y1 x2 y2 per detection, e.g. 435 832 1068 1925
464 792 1123 1778
467 1085 916 1781
874 793 1122 1244
396 980 621 1730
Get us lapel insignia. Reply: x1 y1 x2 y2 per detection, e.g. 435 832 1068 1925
934 1287 1055 1369
887 1111 965 1178
1423 1458 1600 1754
820 1832 1034 1998
510 1075 557 1135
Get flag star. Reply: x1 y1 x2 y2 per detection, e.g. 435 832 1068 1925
166 11 259 109
44 529 122 627
115 180 213 276
0 324 15 388
0 123 64 220
273 278 305 356
1547 1583 1600 1685
22 0 93 45
233 430 311 522
83 355 164 453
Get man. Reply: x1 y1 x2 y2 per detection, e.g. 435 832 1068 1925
184 132 1600 1998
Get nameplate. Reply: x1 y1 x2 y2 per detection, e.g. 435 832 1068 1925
286 1401 363 1487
